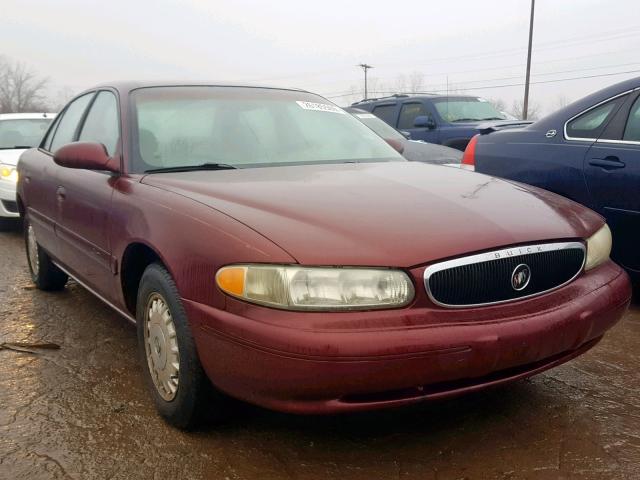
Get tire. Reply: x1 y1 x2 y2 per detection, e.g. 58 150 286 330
136 263 223 429
24 216 68 291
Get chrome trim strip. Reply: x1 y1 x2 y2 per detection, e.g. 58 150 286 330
423 241 586 309
563 87 639 142
53 261 136 324
595 138 640 146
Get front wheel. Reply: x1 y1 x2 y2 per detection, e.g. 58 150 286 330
136 263 225 429
24 217 68 291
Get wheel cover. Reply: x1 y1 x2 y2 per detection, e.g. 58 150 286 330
144 293 180 401
27 224 39 277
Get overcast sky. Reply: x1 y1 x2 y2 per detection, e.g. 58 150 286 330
3 0 639 115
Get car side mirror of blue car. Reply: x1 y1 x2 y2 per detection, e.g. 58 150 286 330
414 115 436 129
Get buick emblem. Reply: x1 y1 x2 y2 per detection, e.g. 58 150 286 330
511 264 531 291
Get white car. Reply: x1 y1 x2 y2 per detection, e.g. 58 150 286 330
0 113 56 228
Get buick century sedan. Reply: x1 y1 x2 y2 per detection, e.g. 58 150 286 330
17 82 631 428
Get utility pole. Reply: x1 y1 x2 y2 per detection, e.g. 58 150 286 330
358 63 373 99
523 0 535 120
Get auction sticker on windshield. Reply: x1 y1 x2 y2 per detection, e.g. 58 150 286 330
296 101 346 114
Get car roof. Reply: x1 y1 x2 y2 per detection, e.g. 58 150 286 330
352 94 481 106
0 112 57 120
79 81 312 97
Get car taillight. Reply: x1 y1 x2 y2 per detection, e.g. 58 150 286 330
461 134 478 171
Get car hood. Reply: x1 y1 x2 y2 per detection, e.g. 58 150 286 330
142 162 602 267
401 140 462 165
0 148 26 166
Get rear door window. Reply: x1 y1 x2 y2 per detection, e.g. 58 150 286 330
623 96 640 142
566 96 625 140
398 102 428 129
49 93 94 152
372 104 397 126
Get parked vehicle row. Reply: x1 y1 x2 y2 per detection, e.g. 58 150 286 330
464 76 640 280
0 113 55 228
346 107 462 165
16 81 631 429
352 93 508 151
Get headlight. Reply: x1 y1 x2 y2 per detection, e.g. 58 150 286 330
585 224 612 271
0 164 18 183
216 264 415 311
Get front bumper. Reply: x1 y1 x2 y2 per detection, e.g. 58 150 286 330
186 260 631 414
0 180 19 218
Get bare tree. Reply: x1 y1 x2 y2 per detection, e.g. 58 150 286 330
550 94 571 112
394 74 408 93
407 71 424 93
511 100 540 120
0 58 49 113
488 98 507 113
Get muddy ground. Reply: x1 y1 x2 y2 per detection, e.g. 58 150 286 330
0 224 638 480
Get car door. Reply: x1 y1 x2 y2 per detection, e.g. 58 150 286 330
23 92 95 259
398 101 439 143
583 91 640 273
55 90 122 300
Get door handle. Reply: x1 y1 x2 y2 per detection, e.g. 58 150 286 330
588 156 625 170
56 186 66 201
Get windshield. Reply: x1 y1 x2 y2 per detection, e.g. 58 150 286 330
0 118 52 149
130 87 403 173
433 98 505 123
353 112 405 141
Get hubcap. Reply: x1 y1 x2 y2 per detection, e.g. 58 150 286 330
27 224 39 276
144 293 180 401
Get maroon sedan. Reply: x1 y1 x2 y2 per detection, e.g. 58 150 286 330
17 82 631 428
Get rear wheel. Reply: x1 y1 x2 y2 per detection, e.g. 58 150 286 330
136 263 225 429
24 217 68 291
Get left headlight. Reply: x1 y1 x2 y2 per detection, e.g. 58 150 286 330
585 224 612 271
0 164 18 183
216 264 415 311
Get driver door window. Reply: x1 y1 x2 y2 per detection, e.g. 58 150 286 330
78 91 120 155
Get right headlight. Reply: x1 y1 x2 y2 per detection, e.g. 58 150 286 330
584 224 612 271
215 264 415 311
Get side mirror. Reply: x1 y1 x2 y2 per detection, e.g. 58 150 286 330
53 142 119 173
399 130 411 139
414 115 436 129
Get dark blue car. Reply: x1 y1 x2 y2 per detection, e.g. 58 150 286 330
466 76 640 279
352 94 506 151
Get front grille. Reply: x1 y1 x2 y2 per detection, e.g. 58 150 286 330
424 242 585 307
1 200 18 214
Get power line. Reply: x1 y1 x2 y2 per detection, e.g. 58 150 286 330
325 68 640 99
322 62 640 98
239 27 640 85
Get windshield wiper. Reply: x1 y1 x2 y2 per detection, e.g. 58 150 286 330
144 163 238 174
0 145 33 150
479 117 505 121
451 118 482 122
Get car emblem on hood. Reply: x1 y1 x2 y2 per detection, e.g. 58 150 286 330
511 264 531 291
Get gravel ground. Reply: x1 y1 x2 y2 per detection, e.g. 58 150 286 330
1 224 638 480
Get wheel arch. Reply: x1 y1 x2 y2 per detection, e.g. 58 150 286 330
120 241 172 317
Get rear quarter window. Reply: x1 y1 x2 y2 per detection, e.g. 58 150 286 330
372 104 397 126
566 96 626 140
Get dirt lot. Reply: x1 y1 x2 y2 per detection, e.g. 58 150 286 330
0 224 638 480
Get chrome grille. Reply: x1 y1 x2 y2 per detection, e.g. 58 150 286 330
424 242 586 308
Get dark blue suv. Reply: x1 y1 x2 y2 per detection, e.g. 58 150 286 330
351 94 507 151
